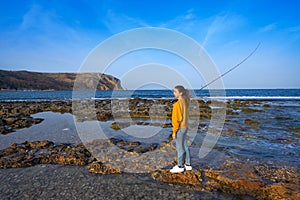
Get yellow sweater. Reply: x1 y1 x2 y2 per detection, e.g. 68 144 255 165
172 98 188 134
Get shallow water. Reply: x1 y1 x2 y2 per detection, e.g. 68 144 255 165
0 111 171 149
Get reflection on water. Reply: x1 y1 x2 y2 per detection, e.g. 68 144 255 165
0 111 172 149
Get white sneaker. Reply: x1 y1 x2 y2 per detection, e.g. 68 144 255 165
184 164 192 171
170 165 184 173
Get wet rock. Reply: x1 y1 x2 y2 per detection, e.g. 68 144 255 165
110 122 131 130
292 132 300 137
26 140 54 149
87 161 122 174
109 137 158 154
272 137 297 143
226 109 239 115
253 164 299 183
151 169 203 186
242 108 264 113
4 116 16 125
275 116 293 120
0 141 94 168
97 111 113 121
161 123 172 128
261 183 300 200
244 119 262 128
199 160 300 200
0 113 44 134
110 122 121 130
287 125 300 132
110 121 172 130
204 168 266 197
263 104 271 108
0 126 14 134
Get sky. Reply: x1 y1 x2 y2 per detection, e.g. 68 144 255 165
0 0 299 89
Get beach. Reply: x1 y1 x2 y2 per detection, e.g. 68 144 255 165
0 96 299 199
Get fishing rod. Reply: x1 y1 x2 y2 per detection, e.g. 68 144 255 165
199 42 261 90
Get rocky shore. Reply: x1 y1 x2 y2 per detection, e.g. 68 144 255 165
0 139 299 199
0 98 299 199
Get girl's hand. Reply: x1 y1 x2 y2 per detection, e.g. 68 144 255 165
172 133 176 140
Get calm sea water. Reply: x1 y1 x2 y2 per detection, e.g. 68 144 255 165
0 89 300 101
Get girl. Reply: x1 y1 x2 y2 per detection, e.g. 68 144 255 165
170 85 192 173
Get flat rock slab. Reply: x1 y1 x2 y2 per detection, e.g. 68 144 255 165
151 169 203 186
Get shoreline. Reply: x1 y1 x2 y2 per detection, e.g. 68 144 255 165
1 96 300 102
0 98 299 199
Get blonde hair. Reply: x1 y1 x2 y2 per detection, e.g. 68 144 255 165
174 85 190 107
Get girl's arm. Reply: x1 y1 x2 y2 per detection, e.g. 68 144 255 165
172 102 182 135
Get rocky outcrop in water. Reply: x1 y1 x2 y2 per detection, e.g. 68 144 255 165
0 98 212 134
109 138 159 154
0 140 94 168
0 113 43 134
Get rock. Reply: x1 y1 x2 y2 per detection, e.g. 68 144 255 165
204 169 266 197
263 104 271 108
110 122 121 130
161 123 172 128
97 111 113 121
292 132 300 137
0 113 44 134
272 137 297 143
4 117 16 125
199 160 300 200
261 183 300 200
110 122 131 130
242 108 264 113
226 109 239 115
0 141 94 168
109 137 158 153
275 116 293 120
253 164 299 183
244 119 262 127
87 161 122 174
151 169 203 186
0 126 14 134
26 140 54 149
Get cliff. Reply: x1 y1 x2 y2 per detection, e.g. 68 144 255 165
0 70 123 91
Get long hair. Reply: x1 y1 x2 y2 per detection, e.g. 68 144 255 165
174 85 190 108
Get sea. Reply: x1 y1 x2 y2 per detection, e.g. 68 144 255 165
0 89 300 101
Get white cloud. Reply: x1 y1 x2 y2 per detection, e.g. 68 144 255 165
102 9 150 34
158 9 201 34
202 14 228 47
158 10 244 48
259 23 277 32
202 12 244 47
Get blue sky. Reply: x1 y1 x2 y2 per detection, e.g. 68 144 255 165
0 0 299 89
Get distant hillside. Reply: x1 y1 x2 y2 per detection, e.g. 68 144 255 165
0 70 123 91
